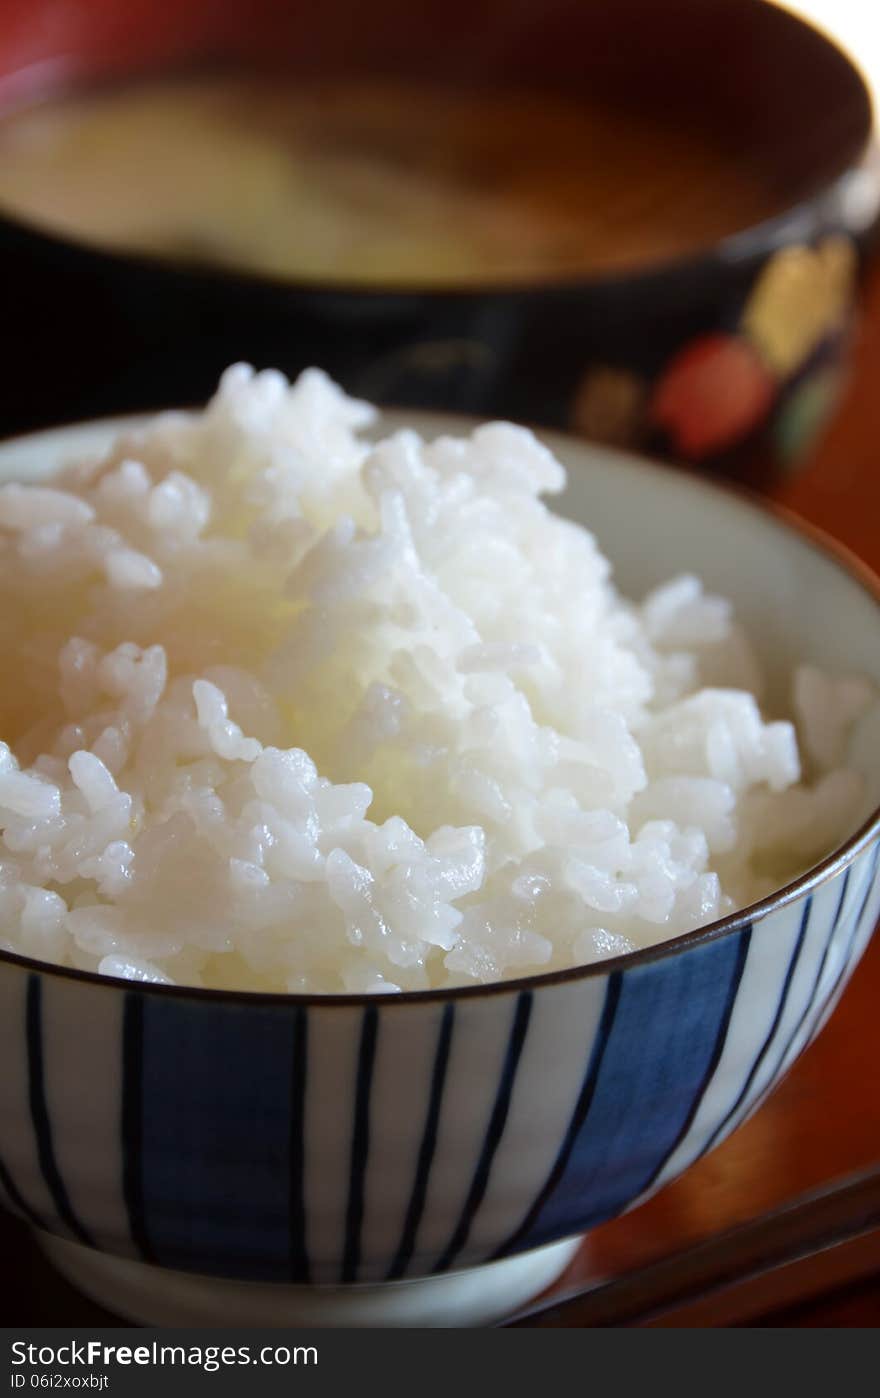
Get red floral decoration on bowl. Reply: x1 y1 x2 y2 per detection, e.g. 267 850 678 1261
649 332 776 459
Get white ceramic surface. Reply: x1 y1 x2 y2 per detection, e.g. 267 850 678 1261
40 1231 581 1327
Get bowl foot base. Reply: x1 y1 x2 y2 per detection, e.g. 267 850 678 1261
37 1231 581 1327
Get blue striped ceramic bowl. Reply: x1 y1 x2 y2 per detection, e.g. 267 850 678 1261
0 415 878 1326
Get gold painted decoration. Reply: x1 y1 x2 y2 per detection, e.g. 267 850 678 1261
740 235 856 377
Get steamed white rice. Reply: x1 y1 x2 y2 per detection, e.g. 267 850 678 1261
0 365 873 993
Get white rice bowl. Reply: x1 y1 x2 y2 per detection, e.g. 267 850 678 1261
0 365 874 993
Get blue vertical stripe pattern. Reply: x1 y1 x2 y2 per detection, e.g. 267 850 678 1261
492 973 622 1260
25 976 94 1247
2 837 872 1283
815 844 880 1016
432 991 533 1274
741 874 852 1126
386 1003 455 1281
632 924 752 1198
504 927 751 1252
131 995 304 1280
341 1006 379 1283
750 849 880 1125
698 897 813 1159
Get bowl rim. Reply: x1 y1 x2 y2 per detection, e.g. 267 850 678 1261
0 408 878 1008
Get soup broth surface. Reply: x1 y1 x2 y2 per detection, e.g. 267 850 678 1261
0 74 782 286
